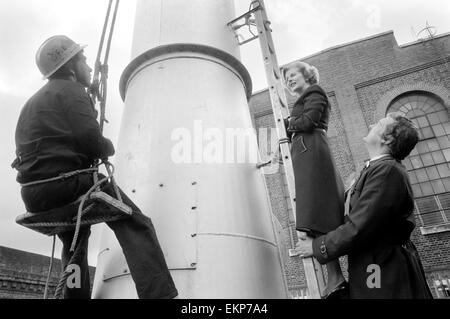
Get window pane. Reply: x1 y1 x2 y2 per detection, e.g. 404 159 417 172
409 147 419 156
409 109 425 118
410 101 419 110
431 179 446 194
444 149 450 162
416 168 428 182
405 109 415 118
432 124 446 137
444 210 450 221
418 130 425 140
412 184 422 197
421 211 445 227
437 193 450 209
427 112 441 125
417 116 429 128
420 182 434 196
437 164 450 178
444 122 450 134
438 110 449 121
426 166 440 180
421 99 433 112
432 151 446 164
403 158 413 170
416 196 439 212
427 139 440 151
420 153 434 166
443 178 450 192
421 127 434 139
410 156 423 169
437 136 450 149
400 105 410 114
416 141 430 153
408 171 418 184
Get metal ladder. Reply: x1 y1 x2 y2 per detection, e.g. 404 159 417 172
228 0 325 299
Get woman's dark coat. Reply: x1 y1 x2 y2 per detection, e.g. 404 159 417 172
287 84 344 235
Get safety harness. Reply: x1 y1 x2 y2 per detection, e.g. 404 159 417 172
16 161 132 298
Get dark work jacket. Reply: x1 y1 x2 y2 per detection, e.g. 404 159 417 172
312 156 432 298
13 78 114 183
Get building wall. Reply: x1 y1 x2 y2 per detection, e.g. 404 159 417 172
249 31 450 298
0 246 95 299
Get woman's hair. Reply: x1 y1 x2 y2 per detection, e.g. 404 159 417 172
383 112 419 161
280 61 320 93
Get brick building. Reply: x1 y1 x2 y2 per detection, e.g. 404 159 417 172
0 246 95 299
249 30 450 298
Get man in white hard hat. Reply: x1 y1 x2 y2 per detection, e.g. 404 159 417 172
12 35 178 299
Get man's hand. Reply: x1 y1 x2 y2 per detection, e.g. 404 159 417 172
294 236 314 258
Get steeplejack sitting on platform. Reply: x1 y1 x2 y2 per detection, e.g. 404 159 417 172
12 34 178 300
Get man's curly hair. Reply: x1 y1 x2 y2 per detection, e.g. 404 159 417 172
382 112 419 161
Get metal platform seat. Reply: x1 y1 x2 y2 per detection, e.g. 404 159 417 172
16 191 132 236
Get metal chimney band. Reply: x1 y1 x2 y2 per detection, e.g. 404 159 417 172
119 43 253 101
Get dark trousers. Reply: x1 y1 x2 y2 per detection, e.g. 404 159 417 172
21 172 178 299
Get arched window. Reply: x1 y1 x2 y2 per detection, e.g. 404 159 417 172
388 91 450 229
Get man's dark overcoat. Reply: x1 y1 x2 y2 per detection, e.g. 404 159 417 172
313 156 433 298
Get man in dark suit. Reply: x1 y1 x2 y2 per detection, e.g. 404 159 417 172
296 112 433 299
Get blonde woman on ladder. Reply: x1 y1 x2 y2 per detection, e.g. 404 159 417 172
281 61 347 299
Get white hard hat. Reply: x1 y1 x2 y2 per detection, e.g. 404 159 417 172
35 35 87 79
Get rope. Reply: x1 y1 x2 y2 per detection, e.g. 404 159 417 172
23 215 124 229
104 160 122 201
31 166 98 299
43 235 56 299
49 161 122 299
20 168 98 187
89 0 120 201
54 267 68 299
54 231 88 299
94 0 113 76
69 176 110 252
98 0 120 131
90 0 120 132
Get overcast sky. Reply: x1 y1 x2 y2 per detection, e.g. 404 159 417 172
1 0 450 266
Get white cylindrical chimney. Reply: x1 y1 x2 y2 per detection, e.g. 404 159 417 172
92 0 288 298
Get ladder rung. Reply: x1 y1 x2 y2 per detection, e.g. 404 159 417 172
227 3 261 27
268 43 274 54
238 35 259 46
272 67 279 80
278 96 286 108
